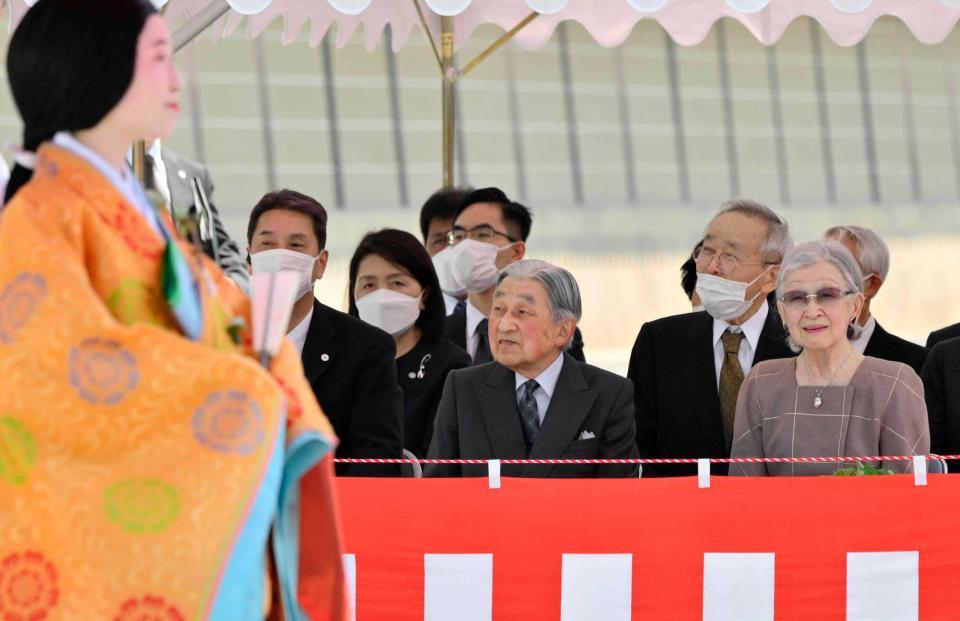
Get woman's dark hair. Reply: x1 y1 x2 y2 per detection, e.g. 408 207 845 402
4 0 156 203
348 229 446 342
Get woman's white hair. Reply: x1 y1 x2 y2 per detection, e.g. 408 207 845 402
776 240 864 353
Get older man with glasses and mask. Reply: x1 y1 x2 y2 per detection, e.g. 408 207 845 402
435 187 585 365
627 198 797 476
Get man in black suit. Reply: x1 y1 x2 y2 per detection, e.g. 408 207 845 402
426 260 638 478
145 142 250 292
823 225 927 375
627 199 796 476
437 187 585 364
247 189 403 476
927 323 960 348
921 337 960 472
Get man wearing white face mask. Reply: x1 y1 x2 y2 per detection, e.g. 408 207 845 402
627 199 796 476
435 187 586 364
247 189 404 477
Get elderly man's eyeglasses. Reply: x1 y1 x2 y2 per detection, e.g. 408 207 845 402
446 224 518 246
779 287 854 311
693 246 774 275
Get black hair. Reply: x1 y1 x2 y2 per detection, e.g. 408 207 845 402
455 187 533 242
681 240 703 301
4 0 156 203
247 189 328 251
419 187 472 241
347 229 446 343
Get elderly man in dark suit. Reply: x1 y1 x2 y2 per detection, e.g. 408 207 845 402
928 323 960 348
426 260 638 478
824 225 927 374
922 337 960 472
247 189 404 476
628 199 796 476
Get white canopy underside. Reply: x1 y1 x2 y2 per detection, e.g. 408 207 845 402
10 0 960 50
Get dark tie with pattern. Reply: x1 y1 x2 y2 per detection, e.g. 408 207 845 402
517 379 541 451
719 329 745 452
473 318 492 364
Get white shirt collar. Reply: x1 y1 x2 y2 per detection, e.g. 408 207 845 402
54 132 161 235
712 302 769 352
287 307 314 356
146 139 163 161
514 351 565 400
853 315 876 353
465 299 486 337
443 292 461 316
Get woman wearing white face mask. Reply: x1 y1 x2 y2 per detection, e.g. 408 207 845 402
349 229 471 458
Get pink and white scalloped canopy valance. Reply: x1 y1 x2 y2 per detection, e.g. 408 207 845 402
12 0 960 50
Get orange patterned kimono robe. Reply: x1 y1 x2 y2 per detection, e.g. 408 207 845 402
0 144 348 620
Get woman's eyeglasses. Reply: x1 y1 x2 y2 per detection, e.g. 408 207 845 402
779 287 854 310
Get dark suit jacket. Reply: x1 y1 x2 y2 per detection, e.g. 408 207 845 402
161 148 249 292
921 337 960 472
425 353 639 478
627 308 796 476
444 304 586 363
927 322 960 348
301 301 404 476
863 321 927 376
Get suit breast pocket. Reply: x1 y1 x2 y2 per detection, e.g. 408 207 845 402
565 437 600 456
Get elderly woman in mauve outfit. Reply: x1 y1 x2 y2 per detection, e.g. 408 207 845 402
730 240 929 476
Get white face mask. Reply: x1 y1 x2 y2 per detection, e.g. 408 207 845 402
432 239 505 295
695 266 771 321
356 288 421 337
250 248 319 301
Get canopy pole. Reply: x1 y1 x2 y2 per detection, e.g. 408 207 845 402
442 16 454 188
172 0 231 52
412 0 443 71
459 12 538 78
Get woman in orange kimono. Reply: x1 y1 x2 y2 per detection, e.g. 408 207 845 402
0 1 347 619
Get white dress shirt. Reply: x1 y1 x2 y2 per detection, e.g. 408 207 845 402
514 352 565 425
465 300 486 360
851 315 876 353
145 140 172 206
711 302 769 388
0 156 9 207
443 292 461 316
287 307 314 356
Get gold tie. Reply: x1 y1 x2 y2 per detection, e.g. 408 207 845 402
719 329 745 452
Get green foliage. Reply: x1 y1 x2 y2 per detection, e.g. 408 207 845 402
834 462 895 476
